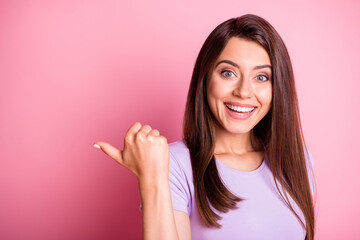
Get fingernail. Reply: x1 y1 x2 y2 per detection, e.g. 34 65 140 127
93 143 101 149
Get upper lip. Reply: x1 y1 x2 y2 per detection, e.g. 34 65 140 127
224 102 257 108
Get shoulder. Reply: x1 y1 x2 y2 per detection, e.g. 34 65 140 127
303 146 314 170
168 139 193 178
169 139 190 155
303 146 316 195
168 139 191 164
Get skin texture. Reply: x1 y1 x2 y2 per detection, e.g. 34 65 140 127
94 37 273 240
207 37 273 171
94 122 181 240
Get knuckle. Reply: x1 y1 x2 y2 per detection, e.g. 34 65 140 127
124 135 133 144
147 134 155 141
149 129 158 136
159 136 167 144
135 131 146 142
143 124 152 130
130 122 142 132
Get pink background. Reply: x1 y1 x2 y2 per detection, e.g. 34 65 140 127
1 0 359 239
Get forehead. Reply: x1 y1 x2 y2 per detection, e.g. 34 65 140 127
215 37 271 67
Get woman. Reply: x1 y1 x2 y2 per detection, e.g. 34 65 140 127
94 14 316 240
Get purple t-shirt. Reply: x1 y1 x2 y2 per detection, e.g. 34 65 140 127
168 139 315 240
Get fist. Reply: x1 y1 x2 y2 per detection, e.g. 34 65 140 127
94 122 169 182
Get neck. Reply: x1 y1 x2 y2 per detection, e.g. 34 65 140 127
213 123 263 155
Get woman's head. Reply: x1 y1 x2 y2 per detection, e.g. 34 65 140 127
184 14 296 145
206 36 273 139
183 15 314 239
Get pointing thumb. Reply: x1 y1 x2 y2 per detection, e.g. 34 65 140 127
93 141 124 165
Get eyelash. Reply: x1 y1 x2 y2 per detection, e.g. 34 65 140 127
221 70 270 82
255 75 270 81
221 70 236 78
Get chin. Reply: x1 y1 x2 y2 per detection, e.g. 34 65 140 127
223 125 253 135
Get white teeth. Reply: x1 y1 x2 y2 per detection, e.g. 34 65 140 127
226 104 255 113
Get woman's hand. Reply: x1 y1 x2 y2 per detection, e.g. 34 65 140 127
94 122 169 183
94 122 185 240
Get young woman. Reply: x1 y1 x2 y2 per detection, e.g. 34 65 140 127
94 14 316 240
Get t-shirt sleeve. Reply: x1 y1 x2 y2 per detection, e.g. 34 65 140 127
304 149 316 196
168 150 191 216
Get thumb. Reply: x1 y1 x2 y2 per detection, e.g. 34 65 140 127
93 141 124 165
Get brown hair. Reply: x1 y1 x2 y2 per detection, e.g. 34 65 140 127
183 14 315 239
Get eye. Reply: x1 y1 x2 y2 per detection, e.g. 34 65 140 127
255 75 269 81
221 70 236 78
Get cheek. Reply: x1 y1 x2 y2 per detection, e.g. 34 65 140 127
206 84 217 114
207 79 232 102
256 85 272 107
207 81 221 104
206 80 228 118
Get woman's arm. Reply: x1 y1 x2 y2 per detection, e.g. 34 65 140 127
139 179 179 240
94 122 187 240
139 174 191 240
173 210 191 240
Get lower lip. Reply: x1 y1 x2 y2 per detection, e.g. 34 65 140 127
224 104 256 120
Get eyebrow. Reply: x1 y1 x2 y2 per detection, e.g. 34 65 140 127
215 60 272 71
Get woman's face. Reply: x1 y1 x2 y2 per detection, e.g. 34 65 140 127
206 37 272 135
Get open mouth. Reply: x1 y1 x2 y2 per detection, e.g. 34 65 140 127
224 103 256 114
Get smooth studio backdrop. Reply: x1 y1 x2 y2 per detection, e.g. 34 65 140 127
1 0 359 239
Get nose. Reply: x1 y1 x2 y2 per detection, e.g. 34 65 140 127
233 77 253 99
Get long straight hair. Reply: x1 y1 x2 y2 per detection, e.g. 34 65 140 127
183 14 315 240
